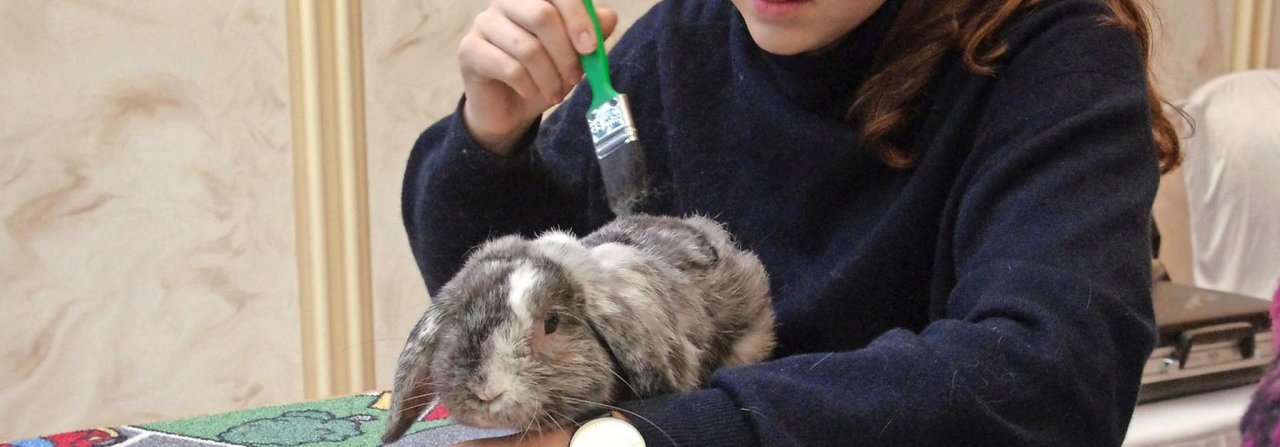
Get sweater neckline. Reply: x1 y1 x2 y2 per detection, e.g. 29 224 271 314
732 0 901 117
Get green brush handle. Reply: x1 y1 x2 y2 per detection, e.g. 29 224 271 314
579 0 618 110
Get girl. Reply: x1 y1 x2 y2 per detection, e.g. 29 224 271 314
399 0 1180 444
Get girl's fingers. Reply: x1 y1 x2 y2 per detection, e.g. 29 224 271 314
501 0 581 92
596 7 619 40
478 11 565 103
546 0 598 54
460 26 541 101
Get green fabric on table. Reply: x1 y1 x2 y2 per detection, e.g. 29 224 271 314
2 392 506 447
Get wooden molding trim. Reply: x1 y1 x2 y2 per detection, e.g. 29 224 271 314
1234 0 1276 69
286 0 375 400
1234 0 1257 71
1251 0 1274 67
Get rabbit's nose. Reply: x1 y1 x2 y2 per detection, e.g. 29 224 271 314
473 384 506 402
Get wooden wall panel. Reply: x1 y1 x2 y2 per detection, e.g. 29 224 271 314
0 0 302 438
1148 0 1238 100
1271 0 1280 67
1148 0 1242 286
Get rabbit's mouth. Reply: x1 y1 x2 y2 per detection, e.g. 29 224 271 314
452 397 580 433
450 398 535 430
454 411 506 429
453 406 522 429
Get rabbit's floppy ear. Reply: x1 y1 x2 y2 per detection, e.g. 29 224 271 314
584 243 702 397
383 306 445 444
583 292 692 399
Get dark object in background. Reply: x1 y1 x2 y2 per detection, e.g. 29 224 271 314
1140 281 1272 403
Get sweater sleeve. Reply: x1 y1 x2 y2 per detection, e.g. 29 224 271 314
400 7 663 293
617 3 1159 446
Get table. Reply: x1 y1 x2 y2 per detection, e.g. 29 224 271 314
0 392 507 447
1124 385 1257 447
5 385 1261 447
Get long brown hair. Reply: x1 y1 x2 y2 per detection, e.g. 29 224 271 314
849 0 1182 173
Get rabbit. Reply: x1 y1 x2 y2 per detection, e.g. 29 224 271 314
382 214 776 444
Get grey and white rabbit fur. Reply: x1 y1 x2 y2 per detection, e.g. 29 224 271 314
383 215 775 443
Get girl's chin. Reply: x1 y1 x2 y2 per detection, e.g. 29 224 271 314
744 25 829 55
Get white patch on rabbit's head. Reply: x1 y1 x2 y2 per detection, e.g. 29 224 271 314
506 263 539 325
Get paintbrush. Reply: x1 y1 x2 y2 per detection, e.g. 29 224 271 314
580 0 646 216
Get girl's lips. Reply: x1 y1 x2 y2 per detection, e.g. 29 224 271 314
753 0 807 19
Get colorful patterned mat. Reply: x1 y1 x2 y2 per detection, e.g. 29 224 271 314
2 392 512 447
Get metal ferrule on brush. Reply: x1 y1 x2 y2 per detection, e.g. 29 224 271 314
587 95 640 159
585 93 646 215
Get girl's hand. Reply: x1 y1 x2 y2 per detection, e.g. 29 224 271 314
450 427 573 447
458 0 620 155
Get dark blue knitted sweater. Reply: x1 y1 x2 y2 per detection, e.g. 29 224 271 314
401 0 1160 445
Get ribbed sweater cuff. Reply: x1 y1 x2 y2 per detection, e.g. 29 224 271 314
616 388 757 447
445 96 541 176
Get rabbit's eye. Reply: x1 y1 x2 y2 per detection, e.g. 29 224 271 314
543 312 560 335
